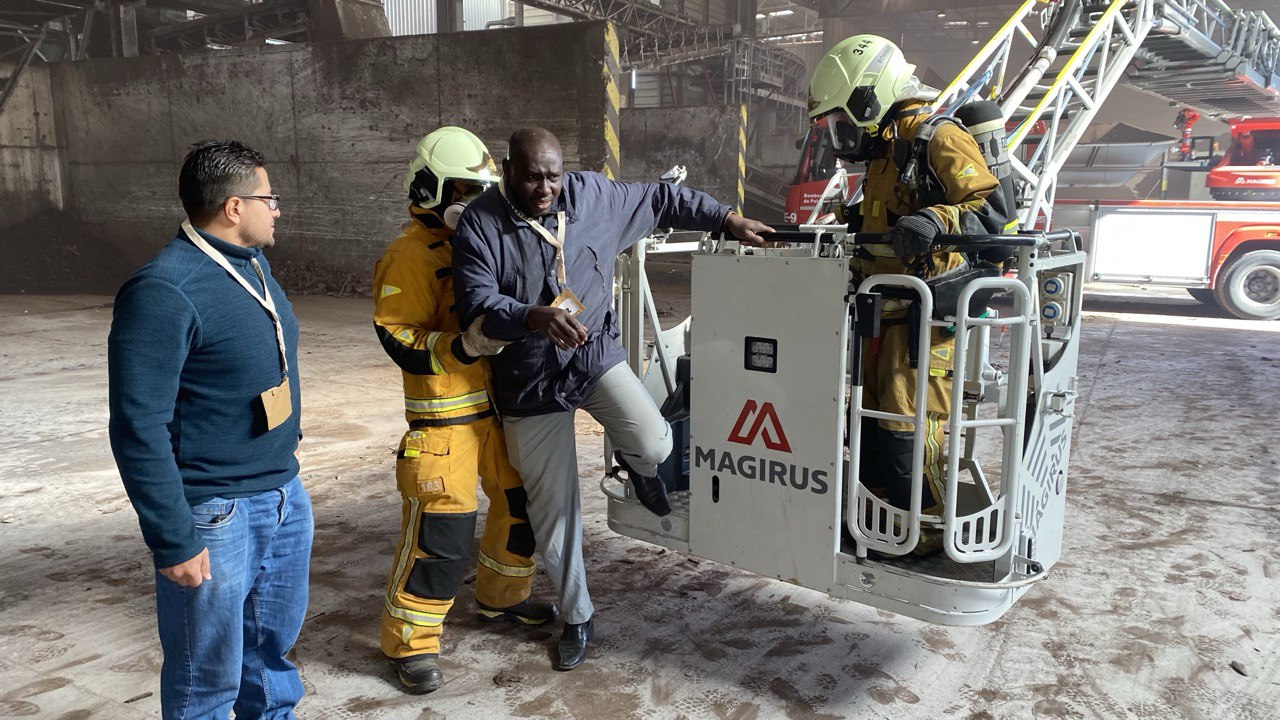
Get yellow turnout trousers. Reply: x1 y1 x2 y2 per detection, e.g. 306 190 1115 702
380 415 535 658
861 322 955 513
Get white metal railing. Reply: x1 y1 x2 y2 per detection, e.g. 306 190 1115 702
845 274 935 557
942 277 1034 563
842 270 1040 562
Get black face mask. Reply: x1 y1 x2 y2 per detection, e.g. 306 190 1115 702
828 115 884 163
825 85 889 163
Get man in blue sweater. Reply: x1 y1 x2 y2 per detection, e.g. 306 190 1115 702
108 140 312 720
453 128 772 670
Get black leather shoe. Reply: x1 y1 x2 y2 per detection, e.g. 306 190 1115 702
554 618 594 671
614 452 671 517
388 653 443 693
476 598 559 625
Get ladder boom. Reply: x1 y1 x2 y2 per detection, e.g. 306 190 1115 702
937 0 1280 228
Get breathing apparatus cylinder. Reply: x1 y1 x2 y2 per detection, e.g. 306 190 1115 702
954 100 1017 232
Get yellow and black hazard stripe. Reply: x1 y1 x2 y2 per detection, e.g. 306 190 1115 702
737 104 747 214
602 22 621 179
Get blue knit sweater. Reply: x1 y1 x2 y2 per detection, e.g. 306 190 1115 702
108 227 301 568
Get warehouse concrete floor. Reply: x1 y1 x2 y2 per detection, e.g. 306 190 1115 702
0 281 1276 719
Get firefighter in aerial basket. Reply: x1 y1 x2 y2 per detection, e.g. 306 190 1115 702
807 34 1015 555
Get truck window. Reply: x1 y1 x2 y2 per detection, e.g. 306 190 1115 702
1232 129 1280 165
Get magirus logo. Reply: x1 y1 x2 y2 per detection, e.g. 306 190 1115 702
695 399 829 495
726 400 792 452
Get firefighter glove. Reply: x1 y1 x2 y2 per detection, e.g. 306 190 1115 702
460 314 510 358
889 212 940 261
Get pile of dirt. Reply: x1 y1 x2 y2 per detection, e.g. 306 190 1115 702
0 211 137 295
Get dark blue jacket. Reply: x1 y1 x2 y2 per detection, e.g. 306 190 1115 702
108 227 301 568
452 171 730 416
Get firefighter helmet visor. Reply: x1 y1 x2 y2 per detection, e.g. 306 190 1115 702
821 109 880 162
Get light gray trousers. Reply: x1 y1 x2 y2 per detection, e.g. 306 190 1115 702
502 363 672 624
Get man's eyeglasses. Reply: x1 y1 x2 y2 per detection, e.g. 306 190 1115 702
237 194 281 211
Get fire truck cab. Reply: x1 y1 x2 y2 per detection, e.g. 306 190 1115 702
1207 117 1280 201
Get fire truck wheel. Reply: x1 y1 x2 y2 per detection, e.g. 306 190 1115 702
1186 288 1215 305
1214 249 1280 321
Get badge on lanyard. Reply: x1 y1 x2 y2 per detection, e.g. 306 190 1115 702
551 287 586 317
259 379 293 431
181 221 293 432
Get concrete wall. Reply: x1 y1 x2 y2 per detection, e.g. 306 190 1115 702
0 63 62 225
38 22 613 291
620 105 741 210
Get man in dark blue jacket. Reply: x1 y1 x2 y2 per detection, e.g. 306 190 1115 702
109 140 312 719
453 127 770 670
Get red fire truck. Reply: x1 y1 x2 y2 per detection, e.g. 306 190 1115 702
1054 197 1280 320
1050 114 1280 321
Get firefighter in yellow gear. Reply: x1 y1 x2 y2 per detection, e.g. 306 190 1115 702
808 35 1012 548
374 127 555 693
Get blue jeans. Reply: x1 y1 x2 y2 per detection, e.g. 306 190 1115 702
155 476 313 720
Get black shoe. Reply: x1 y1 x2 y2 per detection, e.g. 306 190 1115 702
476 598 559 625
554 618 594 671
388 653 443 693
614 452 671 517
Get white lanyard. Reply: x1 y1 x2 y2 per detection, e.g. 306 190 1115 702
500 181 567 287
181 221 289 377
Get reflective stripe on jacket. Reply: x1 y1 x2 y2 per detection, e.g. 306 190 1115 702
373 211 492 426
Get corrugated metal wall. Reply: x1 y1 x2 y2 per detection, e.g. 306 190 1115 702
630 71 662 108
521 6 570 26
656 0 729 25
383 0 435 35
463 0 507 31
382 0 510 35
788 42 825 83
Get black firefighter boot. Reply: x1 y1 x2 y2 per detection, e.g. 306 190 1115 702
389 653 443 693
880 428 944 558
476 597 559 625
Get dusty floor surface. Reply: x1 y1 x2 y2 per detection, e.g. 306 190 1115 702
1 276 1277 719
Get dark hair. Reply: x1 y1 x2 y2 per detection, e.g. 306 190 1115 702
178 139 266 223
